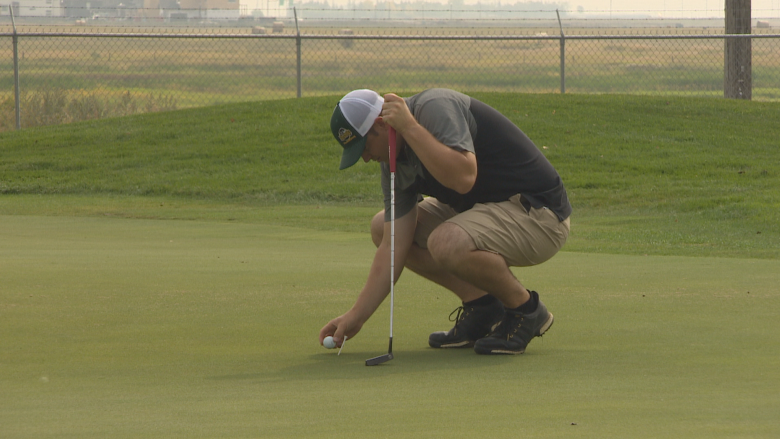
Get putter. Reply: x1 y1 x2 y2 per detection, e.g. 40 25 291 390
366 126 397 367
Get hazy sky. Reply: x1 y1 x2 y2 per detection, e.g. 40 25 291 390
328 1 780 16
258 0 780 18
558 0 777 16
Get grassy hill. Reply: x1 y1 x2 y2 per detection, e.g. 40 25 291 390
1 93 778 258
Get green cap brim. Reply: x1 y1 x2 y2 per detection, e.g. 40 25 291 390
331 104 367 170
339 136 367 170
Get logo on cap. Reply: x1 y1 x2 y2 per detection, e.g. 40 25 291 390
338 127 357 145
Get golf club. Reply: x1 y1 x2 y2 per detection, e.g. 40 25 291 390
366 126 397 367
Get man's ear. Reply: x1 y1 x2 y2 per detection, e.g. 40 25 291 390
374 117 387 129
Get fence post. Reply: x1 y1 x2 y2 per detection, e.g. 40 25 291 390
556 9 565 94
724 0 752 99
11 5 21 130
294 7 301 98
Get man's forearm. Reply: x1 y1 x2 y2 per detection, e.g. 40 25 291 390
350 246 393 323
349 210 416 324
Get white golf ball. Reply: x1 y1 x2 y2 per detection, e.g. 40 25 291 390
323 336 337 349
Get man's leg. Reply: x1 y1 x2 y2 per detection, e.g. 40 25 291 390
426 198 569 355
426 223 530 309
370 208 504 348
371 209 487 302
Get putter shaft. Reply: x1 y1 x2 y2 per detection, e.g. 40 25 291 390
366 127 397 367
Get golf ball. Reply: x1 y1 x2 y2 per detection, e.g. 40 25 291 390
323 336 337 349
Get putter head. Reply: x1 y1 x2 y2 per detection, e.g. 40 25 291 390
365 353 394 366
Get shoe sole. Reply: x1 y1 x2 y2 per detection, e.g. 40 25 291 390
474 313 554 355
537 312 555 337
429 339 475 349
428 320 503 349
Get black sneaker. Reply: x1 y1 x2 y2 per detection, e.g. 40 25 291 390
473 291 554 355
428 299 505 348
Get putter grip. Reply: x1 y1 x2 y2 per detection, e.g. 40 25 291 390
388 127 396 172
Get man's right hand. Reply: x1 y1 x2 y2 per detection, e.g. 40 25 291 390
318 310 364 348
317 210 417 349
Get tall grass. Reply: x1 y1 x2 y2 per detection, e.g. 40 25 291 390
0 87 177 131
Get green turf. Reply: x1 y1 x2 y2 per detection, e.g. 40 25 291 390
1 214 778 438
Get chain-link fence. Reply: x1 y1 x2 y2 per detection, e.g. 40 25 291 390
2 21 779 131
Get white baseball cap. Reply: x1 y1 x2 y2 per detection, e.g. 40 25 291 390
330 89 384 170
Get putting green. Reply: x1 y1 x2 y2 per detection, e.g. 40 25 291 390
1 215 778 438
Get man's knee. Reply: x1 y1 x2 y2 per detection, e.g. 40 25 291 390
427 223 473 268
370 210 385 247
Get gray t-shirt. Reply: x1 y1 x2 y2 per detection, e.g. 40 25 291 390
382 88 571 222
382 89 476 220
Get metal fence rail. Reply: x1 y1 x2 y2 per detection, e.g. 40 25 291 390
2 28 779 131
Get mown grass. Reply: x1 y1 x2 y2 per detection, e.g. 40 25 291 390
1 93 779 259
1 215 779 438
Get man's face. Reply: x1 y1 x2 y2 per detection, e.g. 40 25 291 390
361 121 389 164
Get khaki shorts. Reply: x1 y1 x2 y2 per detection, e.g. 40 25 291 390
414 195 570 267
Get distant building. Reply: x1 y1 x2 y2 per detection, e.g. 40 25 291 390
51 0 237 20
0 0 64 17
139 0 161 19
59 0 144 18
176 0 239 20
